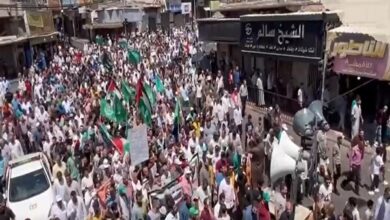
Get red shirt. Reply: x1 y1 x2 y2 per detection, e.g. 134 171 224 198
200 207 213 220
25 80 32 92
215 159 227 173
257 202 271 220
351 135 365 159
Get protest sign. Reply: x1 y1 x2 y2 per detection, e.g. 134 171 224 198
128 124 149 165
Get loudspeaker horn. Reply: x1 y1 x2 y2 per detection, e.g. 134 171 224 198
293 108 315 137
308 100 329 130
278 130 301 161
270 141 297 184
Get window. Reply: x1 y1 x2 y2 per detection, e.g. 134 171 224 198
9 168 50 202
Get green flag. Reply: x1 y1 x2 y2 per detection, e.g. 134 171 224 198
155 75 165 93
143 83 156 107
96 36 104 45
81 129 95 141
118 39 128 49
139 95 152 126
113 94 127 123
99 124 113 147
100 98 115 121
174 97 182 125
121 81 135 103
128 50 141 65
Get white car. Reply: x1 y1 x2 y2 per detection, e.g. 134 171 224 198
5 152 54 220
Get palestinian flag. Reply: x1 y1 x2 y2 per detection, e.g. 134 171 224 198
112 137 130 155
107 80 122 99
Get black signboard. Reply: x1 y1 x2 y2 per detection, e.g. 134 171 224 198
241 20 324 60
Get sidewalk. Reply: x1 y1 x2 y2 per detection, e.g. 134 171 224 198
246 102 390 154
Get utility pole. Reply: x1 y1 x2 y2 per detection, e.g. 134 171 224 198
60 0 65 41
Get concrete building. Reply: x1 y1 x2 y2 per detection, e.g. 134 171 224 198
0 0 58 78
321 0 390 116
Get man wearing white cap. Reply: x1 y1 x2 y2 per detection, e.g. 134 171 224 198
49 195 67 220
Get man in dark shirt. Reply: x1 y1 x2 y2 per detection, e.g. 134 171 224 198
279 201 292 220
0 195 15 220
376 105 388 144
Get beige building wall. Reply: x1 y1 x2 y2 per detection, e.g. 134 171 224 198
322 0 390 38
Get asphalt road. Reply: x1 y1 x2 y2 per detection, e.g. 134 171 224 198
245 104 390 216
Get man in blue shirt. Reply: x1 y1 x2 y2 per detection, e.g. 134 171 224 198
233 66 241 87
243 192 258 220
179 194 191 220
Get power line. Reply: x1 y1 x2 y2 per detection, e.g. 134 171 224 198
0 0 125 10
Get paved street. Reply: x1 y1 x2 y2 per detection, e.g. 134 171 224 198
245 103 390 216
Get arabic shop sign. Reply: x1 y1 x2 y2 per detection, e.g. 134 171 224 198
241 20 323 60
168 0 182 12
328 32 390 80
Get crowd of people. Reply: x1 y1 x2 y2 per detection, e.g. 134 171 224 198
0 25 389 220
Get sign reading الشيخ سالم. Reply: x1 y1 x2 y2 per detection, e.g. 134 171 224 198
241 20 324 60
329 32 390 80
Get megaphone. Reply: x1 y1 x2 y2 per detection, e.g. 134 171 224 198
293 108 315 137
270 141 296 184
278 130 301 161
308 100 329 130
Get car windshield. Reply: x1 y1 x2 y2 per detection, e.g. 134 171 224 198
9 168 50 202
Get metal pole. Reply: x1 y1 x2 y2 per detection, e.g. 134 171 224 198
320 12 327 104
60 0 65 41
320 51 327 104
193 0 196 20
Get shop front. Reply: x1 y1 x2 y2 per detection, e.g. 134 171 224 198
197 18 240 74
328 27 390 119
240 12 339 111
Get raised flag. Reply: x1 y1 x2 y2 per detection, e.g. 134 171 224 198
107 80 122 99
121 81 135 103
113 94 127 123
100 99 115 122
135 74 144 105
112 137 130 155
174 97 182 125
98 124 114 147
139 95 152 126
128 50 141 65
143 83 156 107
155 75 165 93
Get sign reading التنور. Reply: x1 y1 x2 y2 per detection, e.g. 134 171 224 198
329 32 390 80
128 124 149 165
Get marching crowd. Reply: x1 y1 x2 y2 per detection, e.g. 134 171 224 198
0 25 389 220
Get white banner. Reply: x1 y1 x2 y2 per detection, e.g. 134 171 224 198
128 124 149 165
181 2 192 15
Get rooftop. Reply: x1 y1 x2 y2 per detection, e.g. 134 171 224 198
213 0 317 12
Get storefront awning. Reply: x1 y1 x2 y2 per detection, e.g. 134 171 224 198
328 25 390 81
83 22 123 30
29 32 60 45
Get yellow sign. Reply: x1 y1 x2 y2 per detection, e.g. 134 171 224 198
331 40 387 58
210 1 220 10
27 14 44 28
